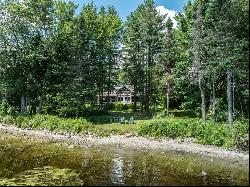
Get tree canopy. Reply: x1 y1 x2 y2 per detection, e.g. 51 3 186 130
0 0 248 125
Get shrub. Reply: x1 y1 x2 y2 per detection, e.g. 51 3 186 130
138 118 249 148
128 103 134 111
0 99 9 116
0 99 17 116
207 98 227 122
57 107 76 118
153 109 167 119
1 114 93 134
1 115 15 125
113 102 132 111
114 102 123 111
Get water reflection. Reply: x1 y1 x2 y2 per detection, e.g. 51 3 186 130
152 164 160 184
110 147 125 185
126 161 133 178
0 136 248 186
111 157 124 185
82 148 90 168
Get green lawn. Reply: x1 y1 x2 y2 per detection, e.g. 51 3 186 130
89 110 200 137
90 110 196 134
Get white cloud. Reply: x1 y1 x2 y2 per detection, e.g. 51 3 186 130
156 6 177 28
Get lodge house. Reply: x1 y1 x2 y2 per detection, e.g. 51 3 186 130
98 85 139 104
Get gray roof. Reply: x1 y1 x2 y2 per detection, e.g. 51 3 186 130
114 85 134 92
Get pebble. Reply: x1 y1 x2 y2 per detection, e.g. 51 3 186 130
125 133 133 138
201 171 208 176
68 145 75 149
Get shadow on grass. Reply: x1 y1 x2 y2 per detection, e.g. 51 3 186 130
87 111 153 124
168 110 197 118
87 110 198 124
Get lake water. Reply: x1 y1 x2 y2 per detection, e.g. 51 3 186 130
0 135 248 186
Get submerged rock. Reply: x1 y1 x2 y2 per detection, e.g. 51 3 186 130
0 166 83 186
200 171 208 176
68 145 75 149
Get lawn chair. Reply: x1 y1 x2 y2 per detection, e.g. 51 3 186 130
120 117 125 124
128 116 134 124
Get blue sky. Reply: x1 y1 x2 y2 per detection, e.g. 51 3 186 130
66 0 189 21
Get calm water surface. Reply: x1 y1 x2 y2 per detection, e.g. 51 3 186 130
0 135 248 186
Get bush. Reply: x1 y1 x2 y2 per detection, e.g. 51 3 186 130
114 102 123 111
127 103 134 111
0 99 17 116
0 99 9 116
0 114 92 134
153 109 167 119
57 107 76 118
207 98 227 122
138 118 249 148
113 102 132 111
1 115 16 125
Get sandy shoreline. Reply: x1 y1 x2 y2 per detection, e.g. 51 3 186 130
0 123 249 162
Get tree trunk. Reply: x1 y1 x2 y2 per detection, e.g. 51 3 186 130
244 99 248 118
199 77 206 123
21 96 26 113
139 92 143 113
166 83 170 115
107 61 111 106
133 87 137 112
133 94 137 112
101 86 104 107
26 96 28 110
227 70 233 126
107 90 110 106
212 77 216 121
232 73 235 119
38 96 43 114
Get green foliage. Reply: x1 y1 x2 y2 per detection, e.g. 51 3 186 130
0 0 249 128
114 102 123 111
0 99 16 116
123 0 165 112
0 100 9 116
138 117 249 149
207 98 227 122
0 114 92 134
87 115 113 124
0 0 122 118
153 109 168 119
112 102 132 111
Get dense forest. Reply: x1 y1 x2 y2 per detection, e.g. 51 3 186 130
0 0 249 126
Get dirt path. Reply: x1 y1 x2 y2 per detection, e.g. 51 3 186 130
0 123 249 162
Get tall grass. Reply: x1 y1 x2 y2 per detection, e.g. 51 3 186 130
0 114 92 134
138 118 249 149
